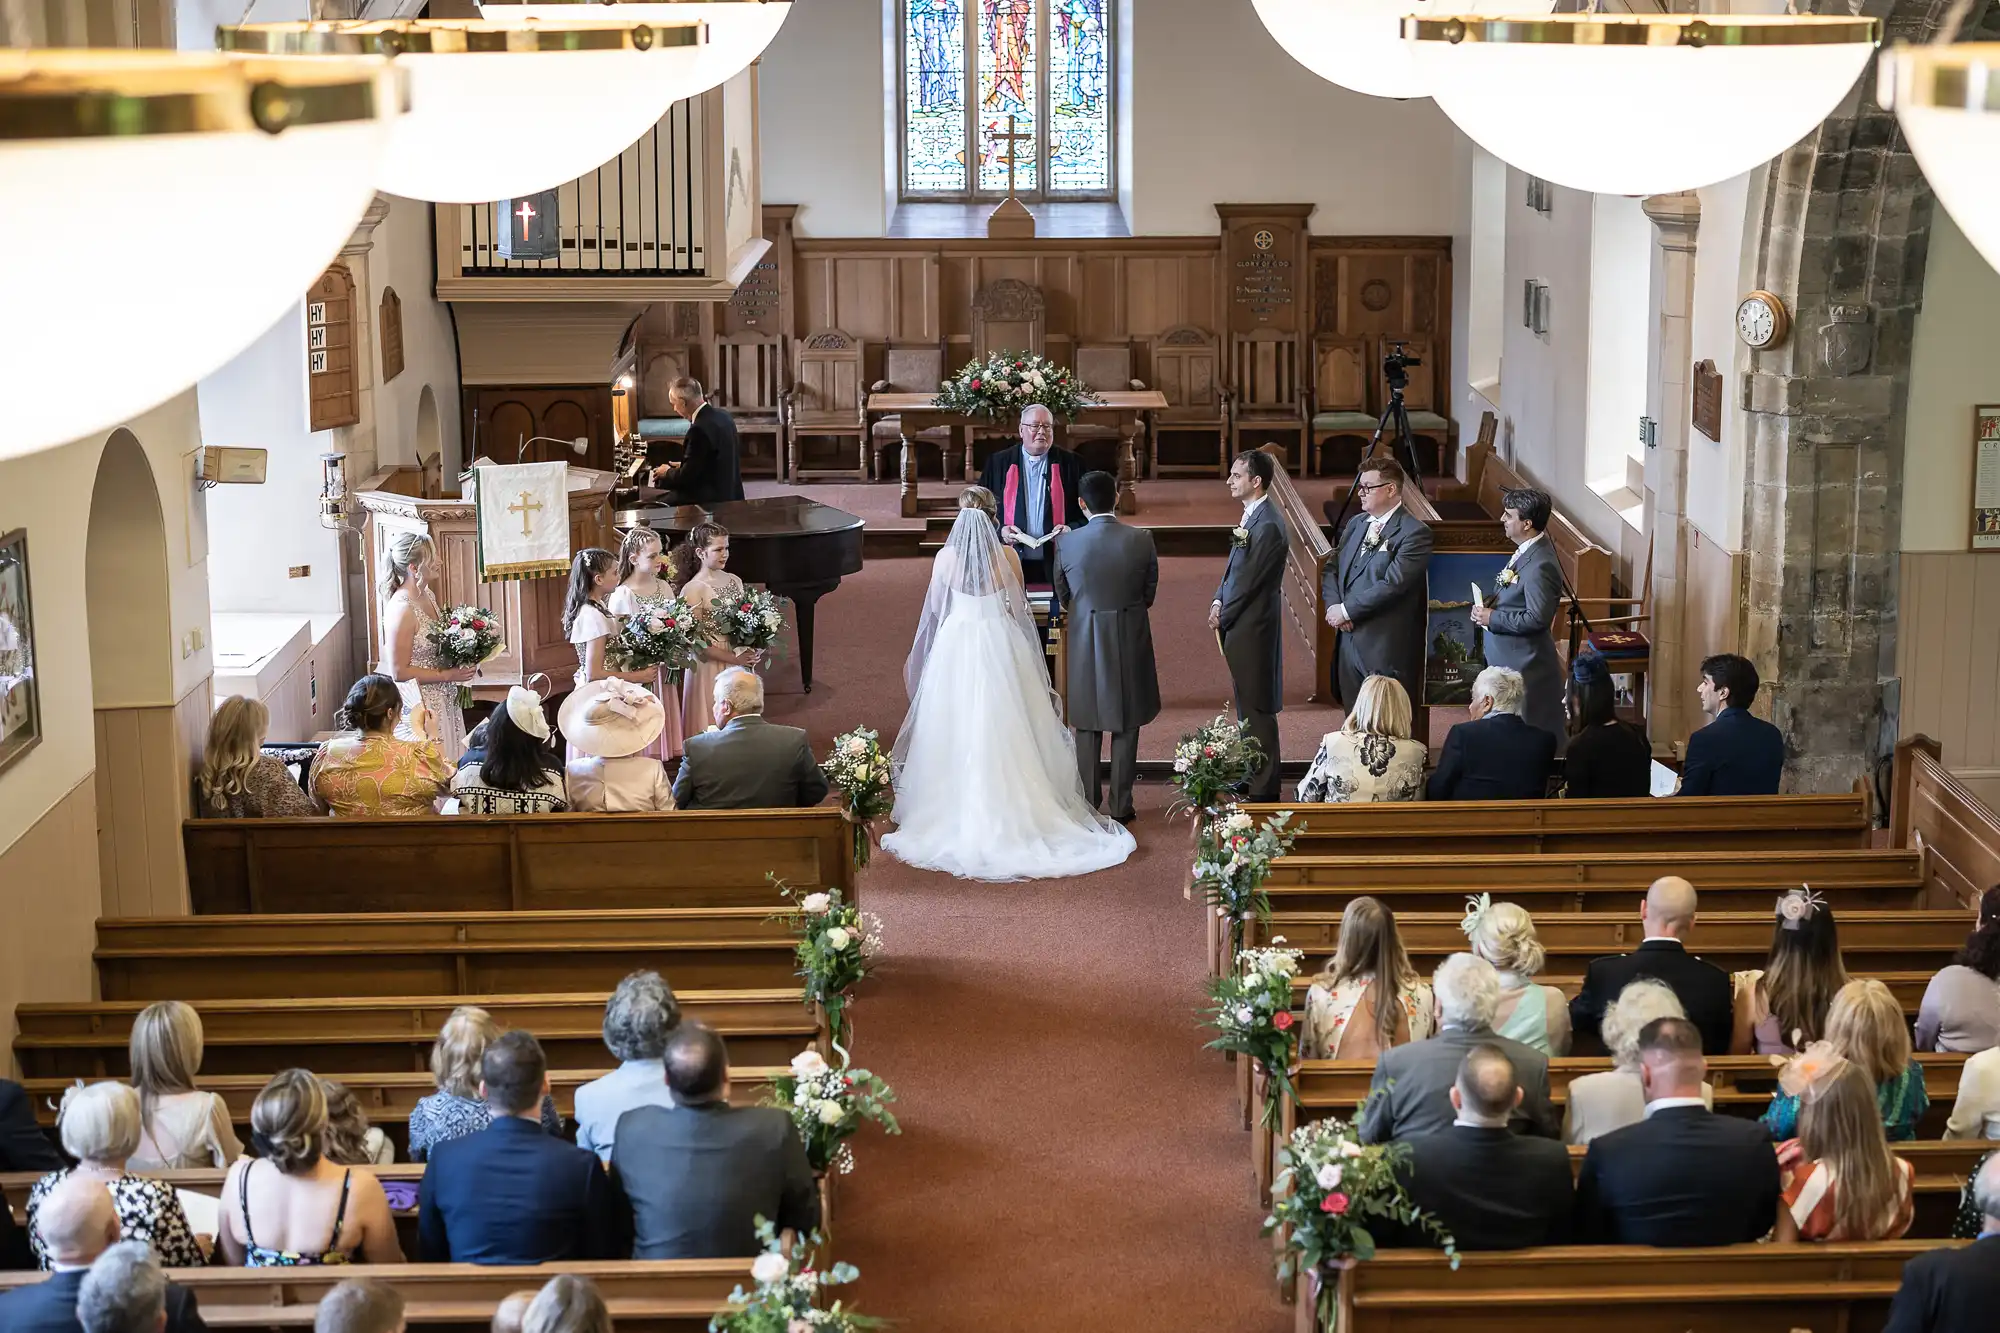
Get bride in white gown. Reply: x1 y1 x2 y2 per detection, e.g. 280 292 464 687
882 496 1136 881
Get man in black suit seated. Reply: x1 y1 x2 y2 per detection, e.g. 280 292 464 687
1572 1016 1779 1246
673 668 829 811
1384 1044 1574 1250
1885 1153 2000 1333
642 377 745 509
977 404 1086 590
610 1022 820 1259
1425 665 1558 801
1 1077 64 1173
1677 652 1785 796
1569 875 1733 1055
417 1031 627 1264
0 1181 206 1332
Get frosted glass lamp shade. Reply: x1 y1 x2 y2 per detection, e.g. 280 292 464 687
1251 0 1553 101
1408 16 1881 196
217 21 711 205
0 51 404 460
478 0 792 94
1881 44 2000 277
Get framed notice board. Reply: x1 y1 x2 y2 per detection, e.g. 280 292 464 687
1975 406 2000 550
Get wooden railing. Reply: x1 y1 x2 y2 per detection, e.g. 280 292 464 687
1256 444 1336 702
1891 733 2000 911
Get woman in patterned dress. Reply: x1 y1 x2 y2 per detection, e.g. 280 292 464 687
379 532 474 764
605 526 686 762
197 696 318 817
310 675 452 816
407 1007 562 1161
1773 1054 1915 1242
447 685 567 815
1297 675 1426 803
1301 896 1436 1061
672 522 762 744
218 1070 402 1266
25 1082 205 1270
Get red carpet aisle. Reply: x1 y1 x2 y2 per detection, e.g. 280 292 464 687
756 555 1295 1329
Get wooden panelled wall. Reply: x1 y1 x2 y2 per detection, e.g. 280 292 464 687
1898 552 2000 812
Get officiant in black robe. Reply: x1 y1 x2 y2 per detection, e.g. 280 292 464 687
978 403 1086 589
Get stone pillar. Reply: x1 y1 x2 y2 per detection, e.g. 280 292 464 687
1641 191 1700 748
337 194 394 681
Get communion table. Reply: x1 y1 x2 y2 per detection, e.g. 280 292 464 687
863 391 1167 518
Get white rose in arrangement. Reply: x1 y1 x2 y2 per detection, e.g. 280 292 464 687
790 1048 830 1078
799 892 832 915
1316 1163 1344 1190
815 1099 847 1125
788 1321 814 1333
824 925 852 950
842 735 867 756
1227 811 1254 830
1340 1140 1365 1158
751 1252 790 1285
1173 756 1190 773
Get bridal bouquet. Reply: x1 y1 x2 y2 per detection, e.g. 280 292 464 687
934 350 1100 422
709 587 788 654
822 727 895 872
608 597 709 684
426 605 504 709
1194 807 1298 957
710 1219 878 1333
1267 1102 1458 1326
1168 715 1265 820
1205 941 1303 1130
773 879 883 1054
767 1048 900 1177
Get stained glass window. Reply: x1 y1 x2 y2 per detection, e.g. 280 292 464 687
901 0 1113 199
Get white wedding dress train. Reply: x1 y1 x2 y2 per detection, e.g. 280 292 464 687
882 513 1134 882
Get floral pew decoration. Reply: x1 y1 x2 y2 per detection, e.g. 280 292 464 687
1168 713 1266 823
711 1218 879 1333
769 1048 900 1178
821 727 895 872
1194 806 1297 967
1207 941 1304 1132
774 879 883 1056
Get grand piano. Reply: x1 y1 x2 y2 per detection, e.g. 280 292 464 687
611 494 864 693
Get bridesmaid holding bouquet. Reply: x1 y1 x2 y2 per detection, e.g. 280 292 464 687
605 527 686 762
672 521 761 738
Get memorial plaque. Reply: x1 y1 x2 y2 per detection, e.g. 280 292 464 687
306 266 359 432
1218 203 1313 334
1692 358 1723 443
380 287 405 384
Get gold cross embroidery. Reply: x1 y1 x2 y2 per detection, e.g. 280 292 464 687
508 491 544 537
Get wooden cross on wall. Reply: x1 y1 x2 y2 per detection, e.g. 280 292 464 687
985 112 1037 240
992 113 1032 202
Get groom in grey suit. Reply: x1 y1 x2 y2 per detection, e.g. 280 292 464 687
1324 457 1433 709
1210 450 1290 801
1053 471 1160 822
1470 487 1568 751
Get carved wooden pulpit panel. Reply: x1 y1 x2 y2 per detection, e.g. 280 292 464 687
971 279 1047 362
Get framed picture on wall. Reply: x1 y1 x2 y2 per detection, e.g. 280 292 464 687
1974 406 2000 551
0 528 40 778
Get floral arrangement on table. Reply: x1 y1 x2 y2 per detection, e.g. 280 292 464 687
607 596 710 685
709 1218 879 1333
767 1048 901 1177
821 727 895 872
1168 714 1265 821
1205 941 1304 1130
773 879 883 1055
709 587 789 656
1194 807 1298 958
933 350 1100 422
426 605 505 709
1266 1102 1458 1327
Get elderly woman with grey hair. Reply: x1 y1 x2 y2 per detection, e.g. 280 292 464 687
25 1083 205 1270
1563 977 1715 1145
573 970 683 1161
1425 665 1558 801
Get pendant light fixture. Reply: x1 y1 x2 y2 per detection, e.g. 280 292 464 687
216 18 710 204
476 0 793 94
0 49 406 460
1879 16 2000 275
1251 0 1554 102
1405 14 1881 196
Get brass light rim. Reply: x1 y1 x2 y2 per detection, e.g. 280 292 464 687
1402 15 1883 49
1880 42 2000 114
216 18 709 59
0 51 403 141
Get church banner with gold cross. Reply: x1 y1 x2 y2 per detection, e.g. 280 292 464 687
472 461 571 581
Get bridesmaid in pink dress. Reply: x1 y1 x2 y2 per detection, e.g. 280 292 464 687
673 522 762 740
562 548 655 762
605 527 686 762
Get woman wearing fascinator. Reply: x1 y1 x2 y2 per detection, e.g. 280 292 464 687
448 683 567 815
1462 895 1571 1055
1771 1042 1915 1242
1762 977 1929 1142
1558 649 1651 799
1730 887 1849 1056
561 678 676 812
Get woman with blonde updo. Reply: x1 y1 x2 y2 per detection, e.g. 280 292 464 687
198 696 318 818
672 521 761 743
1462 897 1571 1055
378 531 473 762
128 1000 242 1170
24 1082 205 1269
219 1069 402 1266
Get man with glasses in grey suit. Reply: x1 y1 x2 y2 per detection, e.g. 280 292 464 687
1324 458 1433 710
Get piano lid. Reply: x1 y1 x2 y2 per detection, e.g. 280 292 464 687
613 494 865 540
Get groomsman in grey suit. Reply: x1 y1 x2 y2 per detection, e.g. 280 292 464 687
1470 488 1568 751
1324 458 1433 710
1210 450 1289 801
1054 471 1160 823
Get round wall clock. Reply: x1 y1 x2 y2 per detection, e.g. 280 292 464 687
1735 290 1790 350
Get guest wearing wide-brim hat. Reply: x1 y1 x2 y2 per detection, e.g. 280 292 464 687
561 679 677 812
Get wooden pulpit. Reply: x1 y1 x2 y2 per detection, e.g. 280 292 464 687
355 462 617 701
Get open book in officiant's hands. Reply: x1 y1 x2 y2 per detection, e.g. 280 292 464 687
1004 527 1060 550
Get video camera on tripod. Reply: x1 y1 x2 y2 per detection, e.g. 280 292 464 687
1327 341 1427 537
1383 340 1422 393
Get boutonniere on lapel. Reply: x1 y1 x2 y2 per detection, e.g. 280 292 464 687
1230 526 1250 549
1496 567 1520 589
1360 527 1386 554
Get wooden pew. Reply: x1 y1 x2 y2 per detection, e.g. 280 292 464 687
0 1261 756 1331
1257 909 1970 976
90 909 804 1001
182 808 855 915
13 989 823 1078
1308 1241 1942 1333
1236 793 1872 857
1891 733 2000 911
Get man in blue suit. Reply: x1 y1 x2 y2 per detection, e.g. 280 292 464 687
1677 653 1785 796
418 1031 628 1264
